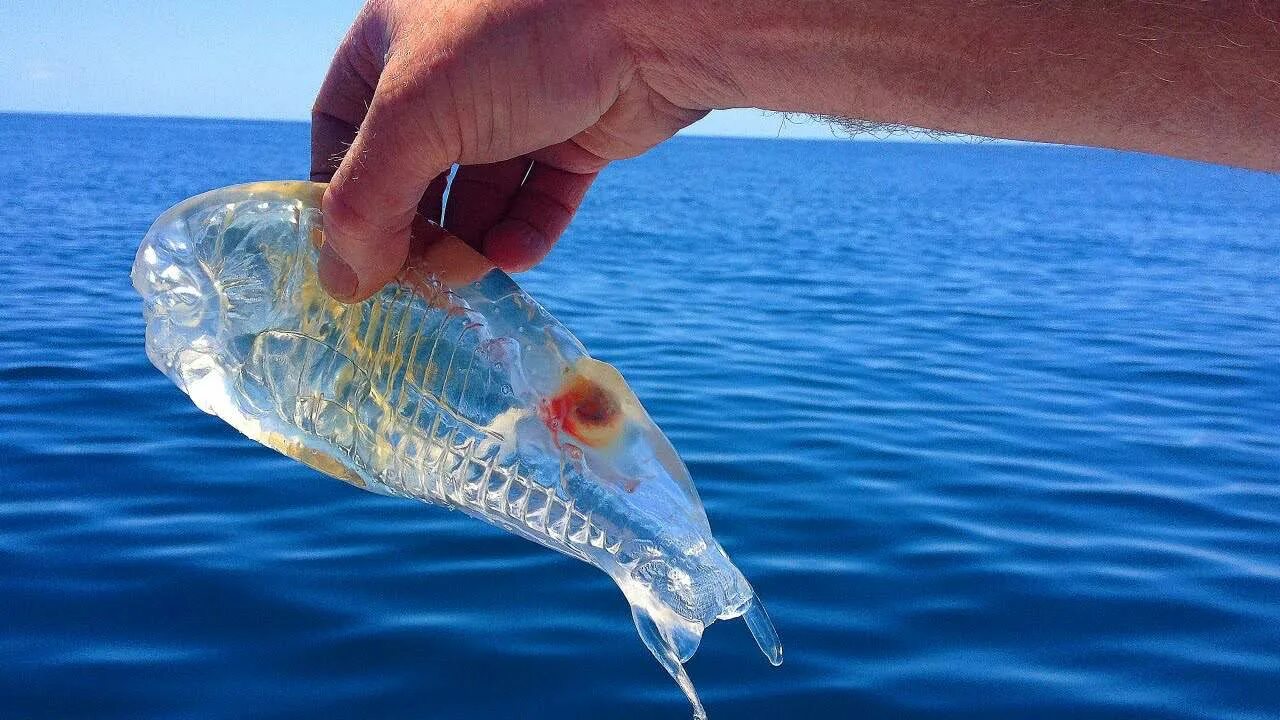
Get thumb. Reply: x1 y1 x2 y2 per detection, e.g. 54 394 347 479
319 72 456 302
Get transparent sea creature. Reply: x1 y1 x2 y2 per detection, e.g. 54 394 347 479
131 181 781 718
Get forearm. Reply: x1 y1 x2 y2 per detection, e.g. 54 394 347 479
620 1 1280 171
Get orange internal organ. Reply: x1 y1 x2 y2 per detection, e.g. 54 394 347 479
541 372 625 449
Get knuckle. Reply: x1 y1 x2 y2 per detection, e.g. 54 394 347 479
374 77 463 168
573 122 648 161
372 72 419 119
321 187 375 244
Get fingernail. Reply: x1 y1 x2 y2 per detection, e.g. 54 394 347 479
318 242 359 301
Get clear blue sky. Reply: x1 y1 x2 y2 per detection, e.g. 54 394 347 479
0 0 840 139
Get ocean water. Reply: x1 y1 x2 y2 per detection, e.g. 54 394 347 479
2 112 1279 720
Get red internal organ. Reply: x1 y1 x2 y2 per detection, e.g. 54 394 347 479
541 374 624 448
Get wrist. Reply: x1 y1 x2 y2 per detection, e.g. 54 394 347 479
606 0 861 114
605 0 753 111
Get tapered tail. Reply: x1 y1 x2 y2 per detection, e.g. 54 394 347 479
742 595 783 666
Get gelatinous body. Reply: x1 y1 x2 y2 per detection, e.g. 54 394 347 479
131 182 780 718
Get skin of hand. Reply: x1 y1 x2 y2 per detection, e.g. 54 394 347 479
314 0 1280 302
310 0 710 302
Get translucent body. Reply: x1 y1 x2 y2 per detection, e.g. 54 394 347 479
131 182 780 718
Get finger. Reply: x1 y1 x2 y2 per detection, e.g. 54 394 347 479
528 140 610 175
320 67 459 302
483 163 598 273
310 7 385 182
444 158 533 251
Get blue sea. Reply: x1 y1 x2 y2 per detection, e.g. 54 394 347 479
2 112 1279 720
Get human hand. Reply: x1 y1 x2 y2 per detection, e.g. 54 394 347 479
311 0 710 301
314 0 1280 305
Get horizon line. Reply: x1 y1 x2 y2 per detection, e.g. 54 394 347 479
0 108 1008 145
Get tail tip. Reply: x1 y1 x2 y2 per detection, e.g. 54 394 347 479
743 596 783 666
